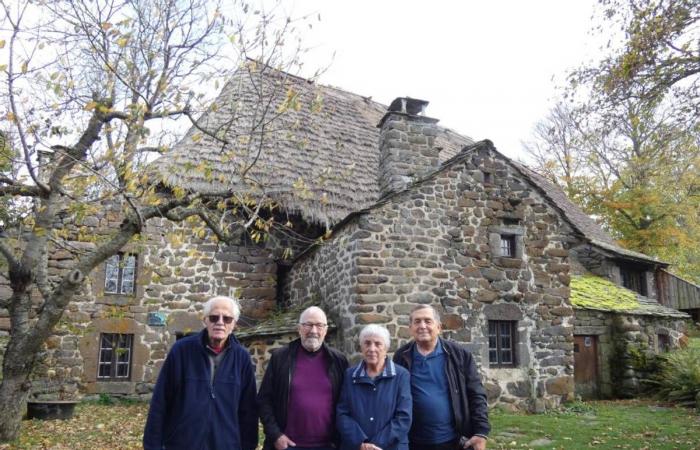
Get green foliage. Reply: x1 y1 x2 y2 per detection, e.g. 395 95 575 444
646 347 700 408
526 0 700 282
97 393 114 405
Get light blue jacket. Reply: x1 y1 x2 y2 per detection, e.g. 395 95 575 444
336 358 412 450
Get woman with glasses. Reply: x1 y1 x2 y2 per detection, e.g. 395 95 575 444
337 325 412 450
144 296 258 450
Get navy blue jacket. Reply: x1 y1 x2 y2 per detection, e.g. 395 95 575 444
393 338 490 440
336 359 412 450
143 330 258 450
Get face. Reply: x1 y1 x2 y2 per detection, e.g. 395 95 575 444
204 300 236 346
298 308 328 352
361 335 387 367
409 307 441 347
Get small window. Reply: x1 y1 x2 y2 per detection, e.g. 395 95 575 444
657 334 670 353
97 333 133 380
483 172 493 184
105 253 137 295
489 320 517 368
620 265 647 296
500 235 516 257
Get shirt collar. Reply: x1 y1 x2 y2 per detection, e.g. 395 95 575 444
352 357 396 380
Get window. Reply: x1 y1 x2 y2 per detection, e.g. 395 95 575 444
488 320 516 367
483 171 493 184
657 334 670 353
500 235 516 257
97 333 133 380
620 265 647 296
105 253 137 295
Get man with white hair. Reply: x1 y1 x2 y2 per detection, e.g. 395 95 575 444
258 306 348 450
144 296 258 450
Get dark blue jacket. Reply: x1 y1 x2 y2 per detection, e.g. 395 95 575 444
143 330 258 450
393 338 490 440
336 359 412 450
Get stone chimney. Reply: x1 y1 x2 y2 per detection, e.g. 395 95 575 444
377 97 440 197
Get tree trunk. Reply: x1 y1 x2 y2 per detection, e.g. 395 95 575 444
0 372 32 442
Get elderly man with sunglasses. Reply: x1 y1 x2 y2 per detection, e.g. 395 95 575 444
144 296 258 450
258 306 349 450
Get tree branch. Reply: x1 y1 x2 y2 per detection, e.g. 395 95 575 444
0 239 19 268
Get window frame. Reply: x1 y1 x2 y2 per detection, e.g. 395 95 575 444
620 265 647 296
97 333 134 381
104 253 137 295
500 234 517 258
657 334 671 353
488 320 517 368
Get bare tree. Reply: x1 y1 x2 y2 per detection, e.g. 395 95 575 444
0 0 318 440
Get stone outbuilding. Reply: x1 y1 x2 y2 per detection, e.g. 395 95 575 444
2 63 693 408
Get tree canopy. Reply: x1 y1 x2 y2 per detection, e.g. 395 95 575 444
525 0 700 282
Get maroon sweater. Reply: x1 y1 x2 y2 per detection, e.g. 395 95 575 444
284 346 334 447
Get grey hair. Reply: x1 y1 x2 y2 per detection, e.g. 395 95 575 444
409 304 441 324
359 324 391 348
299 306 327 324
203 296 241 321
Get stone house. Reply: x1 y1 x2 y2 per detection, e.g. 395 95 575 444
1 64 693 408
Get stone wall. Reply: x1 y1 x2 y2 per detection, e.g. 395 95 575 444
286 145 578 408
1 202 282 397
574 308 686 398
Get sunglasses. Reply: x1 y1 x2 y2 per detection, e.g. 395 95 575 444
208 315 234 324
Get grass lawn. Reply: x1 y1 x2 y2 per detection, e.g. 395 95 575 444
0 399 698 449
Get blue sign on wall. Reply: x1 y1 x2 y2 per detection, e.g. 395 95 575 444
147 312 167 327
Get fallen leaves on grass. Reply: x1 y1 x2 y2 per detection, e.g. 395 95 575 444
0 402 147 450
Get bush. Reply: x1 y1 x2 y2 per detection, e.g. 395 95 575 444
647 347 700 408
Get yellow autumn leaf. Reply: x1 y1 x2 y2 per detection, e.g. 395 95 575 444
0 40 5 48
100 22 112 30
84 101 98 111
0 64 6 72
117 37 129 48
6 112 16 122
21 61 27 73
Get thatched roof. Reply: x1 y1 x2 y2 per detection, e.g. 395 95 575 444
154 63 662 267
153 63 473 227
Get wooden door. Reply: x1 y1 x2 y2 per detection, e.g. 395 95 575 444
574 335 599 399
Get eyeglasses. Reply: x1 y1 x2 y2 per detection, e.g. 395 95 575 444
208 315 234 324
300 322 328 330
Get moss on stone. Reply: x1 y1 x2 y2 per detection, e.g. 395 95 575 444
570 275 639 311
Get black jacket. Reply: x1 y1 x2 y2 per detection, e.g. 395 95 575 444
393 338 490 439
257 338 349 450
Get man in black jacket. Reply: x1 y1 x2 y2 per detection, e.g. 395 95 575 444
258 306 349 450
393 305 490 450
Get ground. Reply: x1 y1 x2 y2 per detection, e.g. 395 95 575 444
1 399 698 449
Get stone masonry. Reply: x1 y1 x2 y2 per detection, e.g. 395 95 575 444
286 142 578 409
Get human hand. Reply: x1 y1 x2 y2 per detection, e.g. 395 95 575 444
463 435 486 450
274 434 296 450
360 443 382 450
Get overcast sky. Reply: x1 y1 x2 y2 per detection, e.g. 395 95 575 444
286 0 603 161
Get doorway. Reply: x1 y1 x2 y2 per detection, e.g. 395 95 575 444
574 335 599 399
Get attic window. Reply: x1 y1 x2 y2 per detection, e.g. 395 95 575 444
500 235 516 258
620 265 647 296
483 171 493 184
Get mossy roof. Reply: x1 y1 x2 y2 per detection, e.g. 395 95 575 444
571 275 688 318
